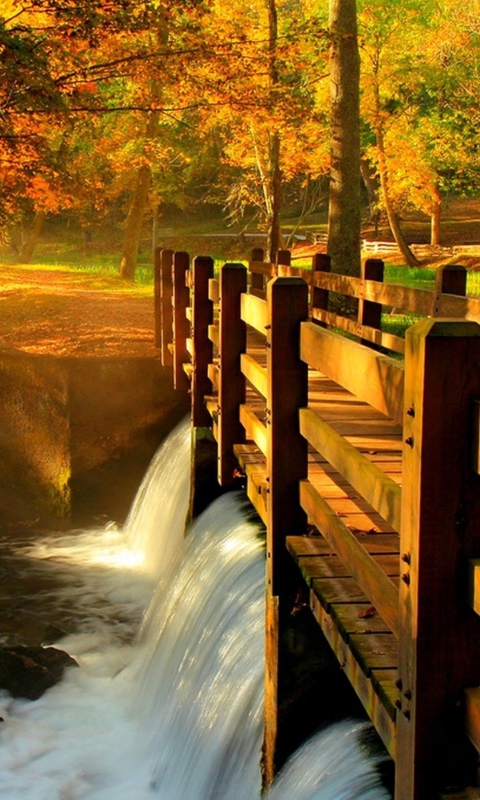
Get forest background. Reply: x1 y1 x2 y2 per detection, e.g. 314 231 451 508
1 0 480 282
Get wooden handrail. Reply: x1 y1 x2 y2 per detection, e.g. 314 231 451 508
300 321 405 424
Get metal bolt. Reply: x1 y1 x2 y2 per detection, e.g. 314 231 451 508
403 710 411 720
401 553 411 565
395 678 403 690
404 689 412 701
405 436 414 447
406 407 415 417
402 573 411 586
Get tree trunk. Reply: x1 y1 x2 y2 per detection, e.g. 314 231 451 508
16 212 45 264
431 194 441 246
327 0 361 277
119 112 159 281
265 0 282 264
119 163 152 280
375 125 419 266
267 132 282 262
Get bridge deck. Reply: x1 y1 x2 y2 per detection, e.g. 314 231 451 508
233 364 403 758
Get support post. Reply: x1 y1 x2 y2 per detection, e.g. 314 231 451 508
250 247 265 296
191 256 214 427
436 263 467 298
359 257 384 346
159 249 174 365
276 249 291 277
217 264 247 486
154 247 161 349
263 277 309 786
310 253 331 325
172 251 190 392
396 319 480 800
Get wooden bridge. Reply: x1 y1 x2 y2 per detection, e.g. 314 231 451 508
155 247 480 800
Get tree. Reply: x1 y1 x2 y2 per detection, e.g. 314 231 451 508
327 0 361 276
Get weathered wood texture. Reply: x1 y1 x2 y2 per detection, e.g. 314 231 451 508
191 257 214 427
158 249 174 365
217 264 247 486
396 319 480 800
263 277 309 787
172 251 191 392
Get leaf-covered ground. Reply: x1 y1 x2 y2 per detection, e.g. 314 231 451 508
0 265 156 357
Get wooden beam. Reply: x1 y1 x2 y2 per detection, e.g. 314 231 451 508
359 259 384 348
172 251 191 392
191 256 214 427
300 321 405 423
241 292 268 334
396 319 480 800
300 479 398 637
239 404 267 455
159 249 173 365
299 407 402 531
309 253 331 325
241 353 267 398
311 308 405 354
217 263 247 486
208 277 219 303
465 687 480 755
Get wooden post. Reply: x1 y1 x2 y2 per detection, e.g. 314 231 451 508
276 249 291 277
310 253 331 325
154 247 161 348
359 257 384 346
172 251 191 392
263 277 309 786
436 263 467 297
160 249 174 365
191 256 214 427
250 247 265 296
396 319 480 800
217 263 247 486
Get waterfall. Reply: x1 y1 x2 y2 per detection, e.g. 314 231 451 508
0 419 389 800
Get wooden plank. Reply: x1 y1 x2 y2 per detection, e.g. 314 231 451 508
311 308 405 354
208 323 219 348
465 687 480 756
359 258 384 346
396 319 480 800
250 260 275 277
239 404 267 455
300 479 399 636
349 632 398 675
159 249 174 365
300 321 405 424
469 559 480 617
266 277 309 593
241 292 268 334
287 533 399 558
309 590 397 758
191 255 214 428
297 553 398 582
299 407 402 532
309 253 330 324
241 353 267 398
217 264 247 486
207 362 219 389
172 251 191 392
208 277 219 303
331 603 393 636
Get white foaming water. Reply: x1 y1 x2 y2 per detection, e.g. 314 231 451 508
0 420 389 800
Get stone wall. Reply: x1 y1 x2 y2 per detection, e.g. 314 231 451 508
0 348 189 528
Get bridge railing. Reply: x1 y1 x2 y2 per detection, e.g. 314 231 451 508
155 246 480 800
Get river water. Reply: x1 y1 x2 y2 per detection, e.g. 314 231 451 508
0 420 389 800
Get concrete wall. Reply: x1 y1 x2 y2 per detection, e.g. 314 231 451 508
0 348 189 528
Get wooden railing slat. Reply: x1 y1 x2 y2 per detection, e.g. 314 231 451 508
311 308 405 354
241 353 267 399
300 321 405 424
239 404 267 455
241 292 268 334
299 407 402 532
300 479 399 637
208 278 219 303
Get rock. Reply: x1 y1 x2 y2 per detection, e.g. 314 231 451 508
0 645 78 700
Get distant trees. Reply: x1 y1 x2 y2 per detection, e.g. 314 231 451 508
2 0 480 277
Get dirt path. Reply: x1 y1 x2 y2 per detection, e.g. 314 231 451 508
0 266 157 357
